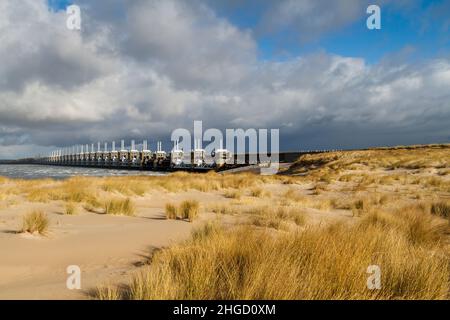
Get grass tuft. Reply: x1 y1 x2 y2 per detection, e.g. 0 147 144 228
21 211 49 235
104 198 135 216
179 200 200 222
64 202 77 215
224 190 241 199
95 285 121 300
165 203 178 220
164 200 200 222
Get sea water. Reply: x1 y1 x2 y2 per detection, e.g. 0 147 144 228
0 164 166 180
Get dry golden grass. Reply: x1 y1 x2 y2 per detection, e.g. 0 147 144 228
165 203 178 220
21 211 49 235
249 187 263 197
208 203 240 215
103 211 448 300
64 202 77 215
60 178 97 202
352 198 372 217
288 144 450 178
283 188 304 202
179 200 200 222
95 285 121 300
0 181 17 208
165 200 200 222
311 183 328 195
224 190 241 199
27 188 51 203
104 198 135 216
282 189 332 211
83 196 103 213
249 187 271 198
20 177 101 205
245 204 307 229
101 179 148 196
361 205 448 247
249 213 287 230
150 172 258 193
431 201 450 220
11 172 263 203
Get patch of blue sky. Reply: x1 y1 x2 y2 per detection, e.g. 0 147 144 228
213 0 450 63
47 0 72 12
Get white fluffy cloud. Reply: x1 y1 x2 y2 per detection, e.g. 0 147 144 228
0 0 449 158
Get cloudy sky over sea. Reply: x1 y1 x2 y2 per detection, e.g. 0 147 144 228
0 0 449 158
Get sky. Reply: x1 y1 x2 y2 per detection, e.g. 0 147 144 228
0 0 449 158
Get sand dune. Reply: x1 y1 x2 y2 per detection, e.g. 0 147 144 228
0 145 449 299
0 190 219 299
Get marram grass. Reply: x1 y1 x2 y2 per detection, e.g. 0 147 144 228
21 211 49 235
98 205 449 300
